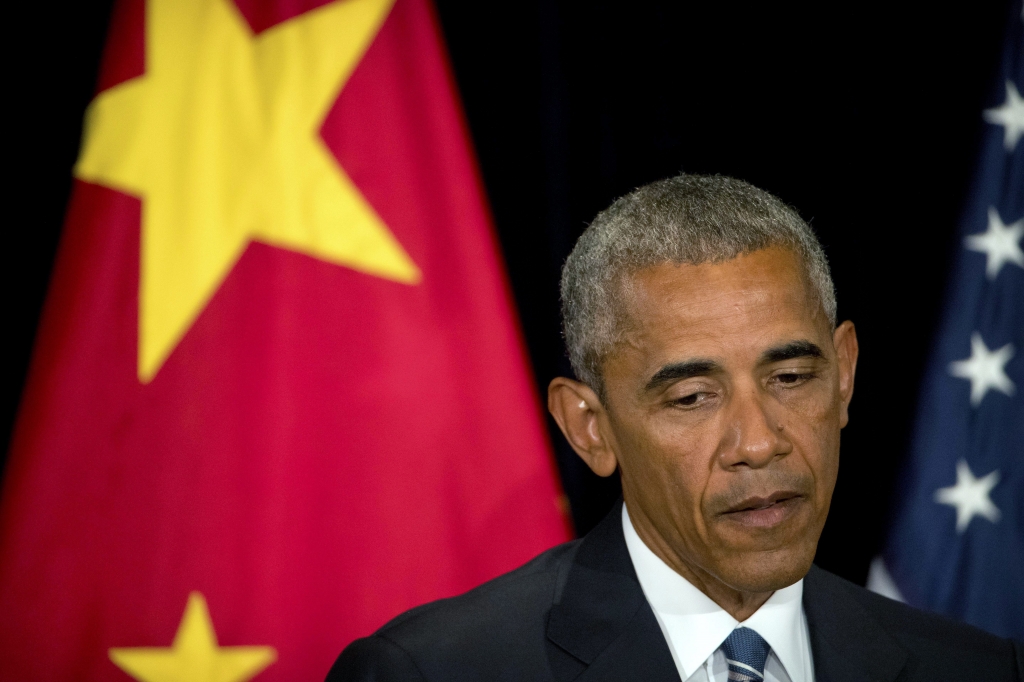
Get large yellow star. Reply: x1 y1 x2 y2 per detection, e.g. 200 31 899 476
109 592 276 682
75 0 419 382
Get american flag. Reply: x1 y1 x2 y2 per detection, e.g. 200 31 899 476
867 1 1023 640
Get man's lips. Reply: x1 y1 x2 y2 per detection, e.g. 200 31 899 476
719 491 805 528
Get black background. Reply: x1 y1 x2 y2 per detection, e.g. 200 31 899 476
5 1 1013 588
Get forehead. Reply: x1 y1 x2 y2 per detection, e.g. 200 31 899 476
614 247 828 368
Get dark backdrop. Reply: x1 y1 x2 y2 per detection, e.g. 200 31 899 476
5 0 1012 588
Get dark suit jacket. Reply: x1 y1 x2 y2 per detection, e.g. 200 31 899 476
328 503 1023 681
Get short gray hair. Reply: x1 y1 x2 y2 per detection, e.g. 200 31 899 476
560 174 836 394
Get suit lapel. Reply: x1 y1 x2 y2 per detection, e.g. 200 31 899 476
803 565 908 682
547 507 913 682
546 502 680 682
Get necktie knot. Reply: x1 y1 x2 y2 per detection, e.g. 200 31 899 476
719 627 771 681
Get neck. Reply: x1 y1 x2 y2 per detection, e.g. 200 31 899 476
626 501 774 622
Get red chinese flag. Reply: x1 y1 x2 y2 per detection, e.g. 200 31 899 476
0 0 571 679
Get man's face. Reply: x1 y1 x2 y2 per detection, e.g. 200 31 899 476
600 246 856 593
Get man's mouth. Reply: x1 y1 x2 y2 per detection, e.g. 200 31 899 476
720 491 804 529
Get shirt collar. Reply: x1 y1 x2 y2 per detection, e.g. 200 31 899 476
622 503 809 682
742 579 808 682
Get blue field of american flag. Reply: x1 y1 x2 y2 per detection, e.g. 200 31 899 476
867 1 1023 640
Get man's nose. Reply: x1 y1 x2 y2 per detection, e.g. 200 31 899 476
718 386 791 469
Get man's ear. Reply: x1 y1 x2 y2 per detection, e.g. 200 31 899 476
547 377 619 477
833 320 859 428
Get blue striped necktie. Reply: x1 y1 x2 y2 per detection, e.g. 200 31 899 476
719 627 771 681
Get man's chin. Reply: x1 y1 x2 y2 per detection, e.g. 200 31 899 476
712 545 817 594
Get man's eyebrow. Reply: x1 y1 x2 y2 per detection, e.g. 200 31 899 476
644 359 721 392
760 340 825 364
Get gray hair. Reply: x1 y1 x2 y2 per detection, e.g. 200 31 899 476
560 174 836 394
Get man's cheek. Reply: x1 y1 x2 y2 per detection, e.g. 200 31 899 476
784 387 840 429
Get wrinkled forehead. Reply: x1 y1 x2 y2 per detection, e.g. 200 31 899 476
608 247 831 364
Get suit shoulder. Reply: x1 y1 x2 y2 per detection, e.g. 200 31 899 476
807 566 1018 660
326 635 426 682
380 539 579 638
333 540 581 680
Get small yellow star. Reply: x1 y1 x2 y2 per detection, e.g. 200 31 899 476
75 0 419 382
109 592 276 682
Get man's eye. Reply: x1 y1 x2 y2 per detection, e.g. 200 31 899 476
674 392 708 407
775 372 812 385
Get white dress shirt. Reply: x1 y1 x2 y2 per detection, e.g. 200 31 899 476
622 504 815 682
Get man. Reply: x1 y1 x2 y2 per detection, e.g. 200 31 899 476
328 175 1022 681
